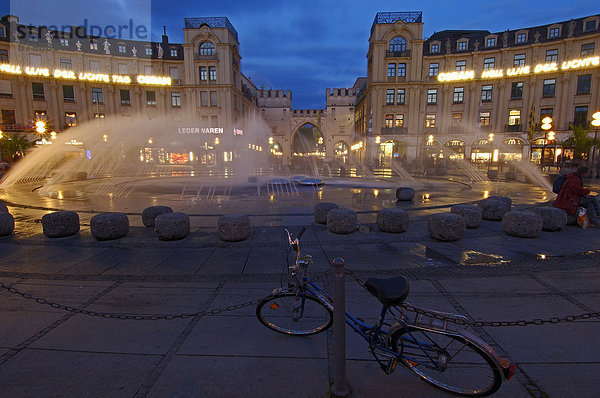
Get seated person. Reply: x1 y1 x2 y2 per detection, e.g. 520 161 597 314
553 166 600 225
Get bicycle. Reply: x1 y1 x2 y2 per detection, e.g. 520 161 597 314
256 227 515 397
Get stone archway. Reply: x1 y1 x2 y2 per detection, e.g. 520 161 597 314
291 123 325 167
333 140 349 164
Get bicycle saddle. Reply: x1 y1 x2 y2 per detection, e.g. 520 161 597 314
365 276 409 307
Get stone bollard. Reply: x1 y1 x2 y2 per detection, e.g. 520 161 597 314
142 206 174 227
396 187 415 201
376 208 409 233
314 203 339 224
154 212 190 241
531 207 567 231
0 212 15 237
487 196 512 209
428 213 466 241
478 199 511 221
331 257 350 396
502 211 543 238
218 214 251 242
90 213 129 241
451 204 482 228
0 202 8 213
327 209 357 234
42 211 80 238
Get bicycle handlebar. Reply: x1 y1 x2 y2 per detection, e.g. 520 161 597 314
296 227 306 240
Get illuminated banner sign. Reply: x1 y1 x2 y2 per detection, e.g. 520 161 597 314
0 63 170 86
178 127 224 134
437 56 600 83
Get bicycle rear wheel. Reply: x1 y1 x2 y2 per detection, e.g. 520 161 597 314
256 292 332 335
391 326 503 397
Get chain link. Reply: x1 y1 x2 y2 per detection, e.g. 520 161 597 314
0 281 266 321
401 303 600 328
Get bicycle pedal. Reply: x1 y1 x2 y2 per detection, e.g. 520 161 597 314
386 359 398 374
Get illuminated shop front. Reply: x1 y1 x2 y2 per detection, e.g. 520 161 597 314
444 140 465 160
377 139 407 166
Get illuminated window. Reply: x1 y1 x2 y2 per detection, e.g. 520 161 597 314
480 111 491 127
389 36 406 53
60 38 69 46
481 85 493 102
542 79 556 98
396 89 405 105
209 66 216 80
146 91 156 106
516 32 527 43
486 37 496 47
397 63 406 77
457 41 467 51
170 48 178 57
62 85 74 102
511 82 523 100
34 110 47 121
65 112 77 127
94 112 105 119
427 89 437 105
60 58 72 69
388 63 396 77
145 47 152 56
199 66 207 81
548 27 560 38
453 87 464 104
513 54 526 67
455 60 466 71
91 87 103 104
386 89 395 105
483 57 495 70
430 43 439 53
385 114 393 128
577 75 592 95
171 92 181 107
508 110 521 126
425 114 436 128
429 63 439 76
581 43 595 56
1 109 15 125
32 82 44 101
199 42 215 56
395 114 404 127
120 89 130 105
118 44 126 54
90 40 97 50
545 49 558 62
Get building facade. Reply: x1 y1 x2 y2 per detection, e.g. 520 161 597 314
355 12 600 168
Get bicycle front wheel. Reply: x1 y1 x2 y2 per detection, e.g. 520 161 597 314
391 326 503 397
256 292 333 335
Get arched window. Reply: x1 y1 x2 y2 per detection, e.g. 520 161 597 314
199 42 215 56
389 36 407 53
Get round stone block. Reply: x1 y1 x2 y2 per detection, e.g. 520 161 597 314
74 171 87 181
0 212 14 237
142 206 174 227
327 209 357 234
396 187 415 201
90 213 129 241
314 202 339 224
505 171 517 181
428 213 466 242
451 204 482 228
0 202 8 213
487 170 499 180
487 195 512 209
155 212 190 241
531 207 567 232
218 214 251 242
502 211 543 238
478 199 511 221
42 211 80 238
377 208 409 233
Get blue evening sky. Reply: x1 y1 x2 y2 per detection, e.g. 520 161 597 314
2 0 598 108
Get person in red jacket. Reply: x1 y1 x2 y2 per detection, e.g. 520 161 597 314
553 166 600 225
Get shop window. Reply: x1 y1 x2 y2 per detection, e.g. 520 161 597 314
65 112 77 127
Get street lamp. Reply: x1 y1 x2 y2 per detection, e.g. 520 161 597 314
592 111 600 177
541 117 552 171
35 120 46 135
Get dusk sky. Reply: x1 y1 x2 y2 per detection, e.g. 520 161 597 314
2 0 598 108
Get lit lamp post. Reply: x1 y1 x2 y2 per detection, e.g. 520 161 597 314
541 117 552 171
592 112 600 178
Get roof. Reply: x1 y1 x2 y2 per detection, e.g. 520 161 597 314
184 17 238 41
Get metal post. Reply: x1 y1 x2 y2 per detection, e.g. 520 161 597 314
331 257 349 397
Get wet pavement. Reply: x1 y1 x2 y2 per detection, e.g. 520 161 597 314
0 176 599 397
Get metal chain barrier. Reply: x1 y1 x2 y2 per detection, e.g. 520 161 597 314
0 281 266 321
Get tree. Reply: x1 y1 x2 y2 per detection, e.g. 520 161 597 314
1 132 33 162
567 123 592 162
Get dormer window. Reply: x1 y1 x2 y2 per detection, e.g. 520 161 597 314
90 40 98 50
118 44 126 54
584 18 598 31
516 32 527 43
389 36 406 53
457 40 467 51
548 27 560 38
430 43 440 53
486 37 496 47
145 47 152 56
0 27 5 37
200 42 215 56
170 48 178 57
